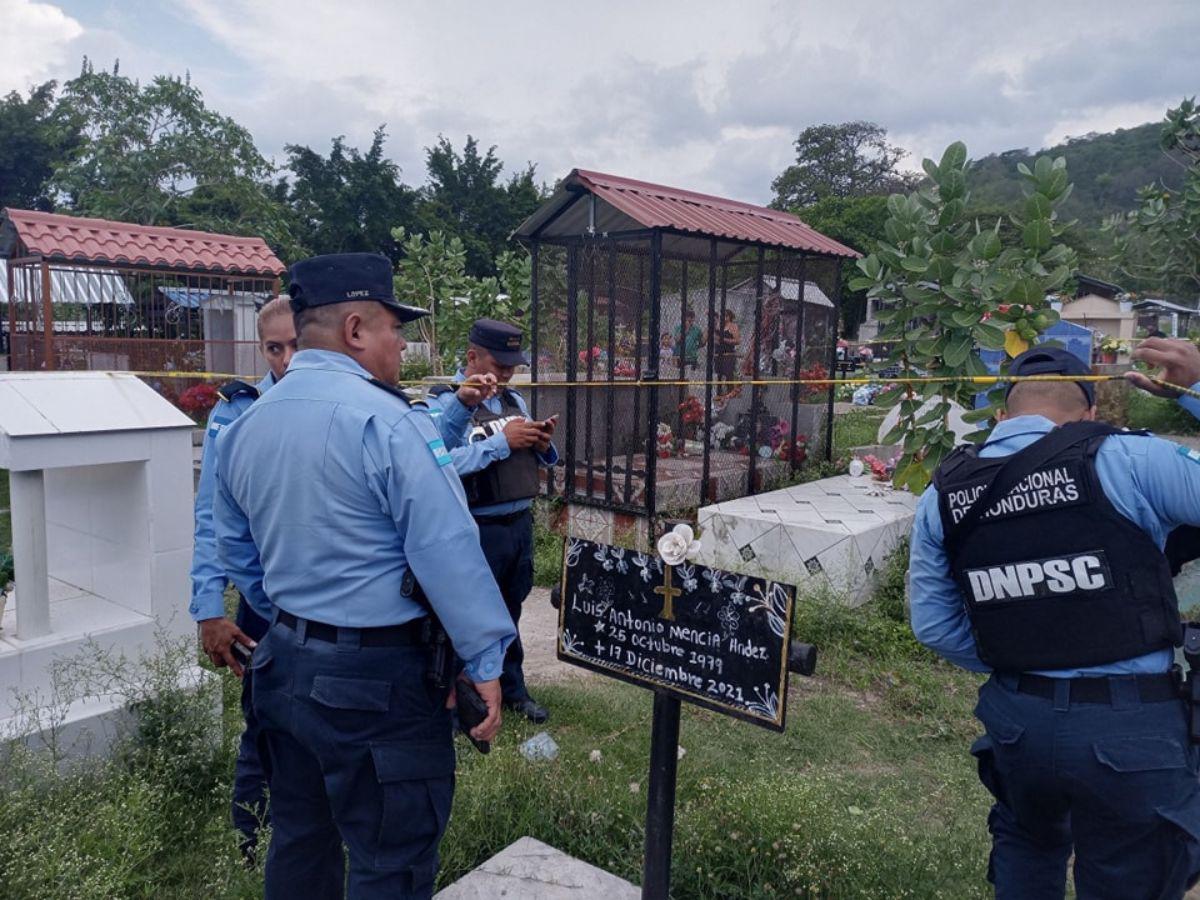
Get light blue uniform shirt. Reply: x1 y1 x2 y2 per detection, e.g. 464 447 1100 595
430 370 559 518
213 349 516 681
910 385 1200 678
189 371 277 622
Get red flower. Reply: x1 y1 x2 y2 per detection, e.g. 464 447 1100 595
177 383 220 419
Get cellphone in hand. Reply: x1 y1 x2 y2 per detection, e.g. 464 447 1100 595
231 641 253 668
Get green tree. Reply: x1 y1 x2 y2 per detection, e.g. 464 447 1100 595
771 122 919 210
417 136 542 276
1104 98 1200 297
285 128 417 263
850 143 1077 492
0 81 80 211
391 226 530 374
50 59 298 257
796 194 889 334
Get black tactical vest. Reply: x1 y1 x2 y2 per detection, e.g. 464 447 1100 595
932 421 1182 671
431 386 541 509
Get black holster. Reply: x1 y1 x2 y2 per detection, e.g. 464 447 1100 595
1182 623 1200 744
406 573 456 702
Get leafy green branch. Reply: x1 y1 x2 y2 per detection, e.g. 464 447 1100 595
849 143 1077 492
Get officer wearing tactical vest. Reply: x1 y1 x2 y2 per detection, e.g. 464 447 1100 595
910 339 1200 899
429 319 558 724
213 253 516 899
188 294 296 859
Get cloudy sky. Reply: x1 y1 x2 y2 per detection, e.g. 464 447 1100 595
2 0 1197 204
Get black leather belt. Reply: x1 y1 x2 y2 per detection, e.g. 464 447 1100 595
472 508 532 526
276 610 424 647
1015 672 1179 704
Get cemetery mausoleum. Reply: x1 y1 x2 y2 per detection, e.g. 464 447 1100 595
513 169 859 546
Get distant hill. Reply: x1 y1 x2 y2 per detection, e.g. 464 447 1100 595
966 121 1184 226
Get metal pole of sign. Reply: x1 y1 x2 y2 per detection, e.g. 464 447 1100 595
642 690 682 900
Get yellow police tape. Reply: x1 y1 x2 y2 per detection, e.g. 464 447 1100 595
127 369 1200 402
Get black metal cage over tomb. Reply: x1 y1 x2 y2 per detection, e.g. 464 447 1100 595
514 170 859 520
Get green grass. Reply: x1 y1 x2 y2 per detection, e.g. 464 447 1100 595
1126 389 1200 436
833 407 886 456
0 544 996 899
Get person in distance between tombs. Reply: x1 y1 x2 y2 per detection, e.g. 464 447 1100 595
188 294 296 861
909 341 1200 900
429 318 558 724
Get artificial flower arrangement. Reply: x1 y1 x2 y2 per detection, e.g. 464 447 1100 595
656 422 674 459
177 383 220 422
613 360 636 378
1098 335 1130 355
797 363 830 401
860 454 898 481
678 395 704 426
577 346 604 364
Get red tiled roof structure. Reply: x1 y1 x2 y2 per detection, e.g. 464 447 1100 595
0 208 286 276
515 169 860 258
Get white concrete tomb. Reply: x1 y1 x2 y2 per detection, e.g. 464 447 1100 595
696 474 918 606
0 372 198 747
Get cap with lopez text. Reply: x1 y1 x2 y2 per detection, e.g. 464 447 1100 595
469 318 529 366
1007 345 1095 406
288 252 429 322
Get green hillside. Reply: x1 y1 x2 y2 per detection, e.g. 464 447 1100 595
966 121 1183 226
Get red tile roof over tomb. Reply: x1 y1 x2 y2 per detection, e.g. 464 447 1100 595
0 208 286 276
515 169 860 258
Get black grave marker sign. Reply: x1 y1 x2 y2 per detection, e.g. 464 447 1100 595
557 537 795 731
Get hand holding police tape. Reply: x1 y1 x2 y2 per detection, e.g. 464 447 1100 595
1127 337 1200 399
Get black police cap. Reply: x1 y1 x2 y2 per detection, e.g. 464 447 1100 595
468 318 529 366
1007 345 1095 406
288 252 429 323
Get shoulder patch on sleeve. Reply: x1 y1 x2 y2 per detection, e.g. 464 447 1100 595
427 437 452 467
1177 445 1200 466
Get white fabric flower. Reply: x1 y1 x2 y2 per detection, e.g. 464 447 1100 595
657 523 702 566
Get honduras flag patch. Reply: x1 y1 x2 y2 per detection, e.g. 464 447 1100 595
427 438 452 467
1178 445 1200 466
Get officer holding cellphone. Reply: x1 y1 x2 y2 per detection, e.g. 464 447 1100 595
430 319 558 724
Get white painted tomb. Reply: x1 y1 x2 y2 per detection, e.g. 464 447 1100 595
0 372 199 751
696 475 918 605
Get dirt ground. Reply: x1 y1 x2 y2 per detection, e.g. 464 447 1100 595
518 586 592 685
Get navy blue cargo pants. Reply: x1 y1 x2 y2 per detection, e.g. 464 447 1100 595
973 674 1200 899
475 509 534 704
232 597 270 850
250 614 455 900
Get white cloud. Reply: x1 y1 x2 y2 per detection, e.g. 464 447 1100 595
0 0 83 94
23 0 1200 205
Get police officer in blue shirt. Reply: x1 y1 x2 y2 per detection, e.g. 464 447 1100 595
189 294 296 858
213 252 516 900
910 340 1200 899
429 319 559 724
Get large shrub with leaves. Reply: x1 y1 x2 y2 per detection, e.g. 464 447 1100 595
849 143 1077 491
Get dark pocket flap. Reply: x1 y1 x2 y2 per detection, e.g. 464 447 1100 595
310 675 390 712
974 697 1025 746
1158 793 1200 842
371 741 455 783
1094 735 1188 773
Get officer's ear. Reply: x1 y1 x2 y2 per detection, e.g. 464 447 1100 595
343 309 368 349
1083 405 1098 422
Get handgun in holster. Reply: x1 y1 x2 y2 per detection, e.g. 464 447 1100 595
1181 623 1200 744
403 570 456 701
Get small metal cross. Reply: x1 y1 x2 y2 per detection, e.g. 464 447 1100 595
654 566 682 621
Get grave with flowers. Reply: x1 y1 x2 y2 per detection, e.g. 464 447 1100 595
511 168 857 553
